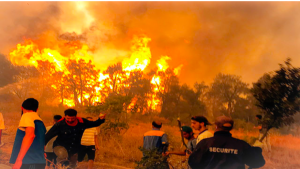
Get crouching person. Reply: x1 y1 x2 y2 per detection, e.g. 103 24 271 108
188 116 265 169
45 109 106 169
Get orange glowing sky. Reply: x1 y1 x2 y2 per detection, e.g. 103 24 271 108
1 1 300 86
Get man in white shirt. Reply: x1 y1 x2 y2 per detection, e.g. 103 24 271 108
78 117 100 169
191 116 213 144
0 112 4 147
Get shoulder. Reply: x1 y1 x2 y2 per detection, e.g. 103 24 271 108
197 137 212 147
204 130 213 136
22 112 42 121
144 130 165 137
198 130 213 139
231 137 251 147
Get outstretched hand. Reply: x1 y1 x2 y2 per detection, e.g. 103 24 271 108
99 113 106 120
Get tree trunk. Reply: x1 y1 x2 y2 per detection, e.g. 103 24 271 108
228 101 232 117
259 128 270 142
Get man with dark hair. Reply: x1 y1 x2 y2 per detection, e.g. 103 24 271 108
143 121 168 153
191 116 213 144
45 109 105 169
10 98 46 169
189 116 265 169
45 115 62 169
78 117 100 169
165 126 196 156
143 121 169 168
254 114 271 152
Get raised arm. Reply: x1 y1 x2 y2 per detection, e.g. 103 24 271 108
84 114 106 129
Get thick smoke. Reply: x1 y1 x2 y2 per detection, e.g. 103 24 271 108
1 1 300 85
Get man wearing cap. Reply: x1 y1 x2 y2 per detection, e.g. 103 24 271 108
45 109 106 169
143 121 169 153
10 98 46 169
188 116 265 169
191 116 213 144
165 126 196 169
165 126 196 156
143 121 169 168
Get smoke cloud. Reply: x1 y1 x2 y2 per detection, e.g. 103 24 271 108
1 1 300 85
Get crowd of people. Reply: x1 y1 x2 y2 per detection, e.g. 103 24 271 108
0 98 269 169
143 116 266 169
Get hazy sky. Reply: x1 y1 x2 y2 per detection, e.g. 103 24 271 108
1 1 300 86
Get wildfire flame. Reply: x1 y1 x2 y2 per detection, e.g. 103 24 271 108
122 36 151 72
8 34 183 111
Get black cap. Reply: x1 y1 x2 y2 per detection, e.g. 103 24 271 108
22 98 39 112
152 121 162 128
191 116 212 125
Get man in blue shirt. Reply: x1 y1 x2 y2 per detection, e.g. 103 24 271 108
142 121 169 168
10 98 46 169
143 121 168 153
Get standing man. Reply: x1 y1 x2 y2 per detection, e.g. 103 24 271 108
78 117 100 169
165 126 196 156
164 126 196 169
45 109 105 169
10 98 46 169
143 121 169 153
191 116 213 144
188 116 265 169
254 115 271 152
45 115 62 169
143 121 169 168
0 111 4 147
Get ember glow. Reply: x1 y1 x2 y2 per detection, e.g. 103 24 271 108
8 34 182 111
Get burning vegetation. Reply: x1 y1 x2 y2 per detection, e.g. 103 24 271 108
8 34 183 115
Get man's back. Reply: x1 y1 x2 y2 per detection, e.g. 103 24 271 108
143 129 167 153
10 112 46 164
189 131 265 169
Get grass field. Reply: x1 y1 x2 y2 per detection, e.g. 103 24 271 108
1 111 300 169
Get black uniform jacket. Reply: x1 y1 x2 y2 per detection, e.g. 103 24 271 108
45 117 105 154
188 131 265 169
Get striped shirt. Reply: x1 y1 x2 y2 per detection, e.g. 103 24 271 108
81 127 98 146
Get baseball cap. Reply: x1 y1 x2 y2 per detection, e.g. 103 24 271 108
191 116 212 125
215 116 234 131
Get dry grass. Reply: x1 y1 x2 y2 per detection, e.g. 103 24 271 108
1 111 300 169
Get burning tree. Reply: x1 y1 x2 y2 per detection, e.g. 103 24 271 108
252 59 300 141
7 33 186 117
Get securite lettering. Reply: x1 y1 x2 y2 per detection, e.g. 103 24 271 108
209 147 238 154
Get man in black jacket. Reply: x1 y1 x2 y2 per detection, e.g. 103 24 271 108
45 109 105 168
188 116 265 169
